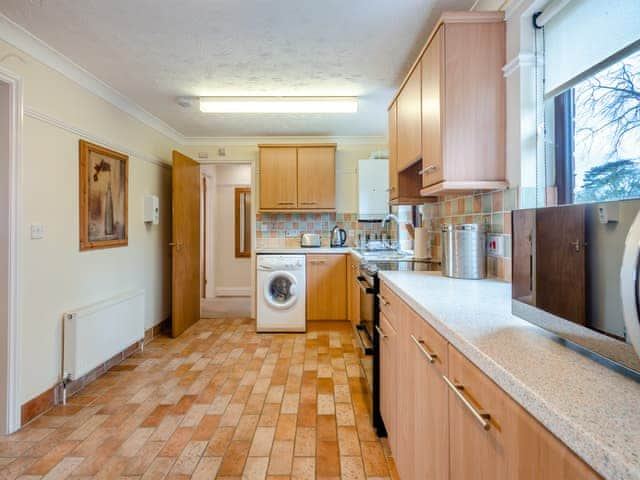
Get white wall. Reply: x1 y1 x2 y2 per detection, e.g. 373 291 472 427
0 39 174 405
214 164 251 295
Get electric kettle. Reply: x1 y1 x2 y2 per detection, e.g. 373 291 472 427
330 226 347 247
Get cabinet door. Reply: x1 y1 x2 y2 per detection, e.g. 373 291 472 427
259 147 298 209
378 311 398 453
447 346 602 480
410 310 449 480
297 147 336 209
348 257 360 327
388 102 399 200
397 65 422 171
421 26 444 188
306 254 347 320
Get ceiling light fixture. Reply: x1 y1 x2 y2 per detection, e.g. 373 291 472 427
199 96 358 113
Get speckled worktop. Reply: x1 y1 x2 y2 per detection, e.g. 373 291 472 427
379 271 640 480
256 247 353 254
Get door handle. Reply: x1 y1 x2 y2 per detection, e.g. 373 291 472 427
375 325 387 339
443 375 491 430
377 294 390 307
169 242 183 251
419 165 438 175
569 239 582 252
410 334 438 364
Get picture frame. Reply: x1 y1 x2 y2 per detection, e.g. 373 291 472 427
79 140 128 251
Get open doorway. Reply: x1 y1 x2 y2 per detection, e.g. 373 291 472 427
0 68 21 434
200 163 253 318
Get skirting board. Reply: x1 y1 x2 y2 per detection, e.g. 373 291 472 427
20 317 171 427
215 287 251 297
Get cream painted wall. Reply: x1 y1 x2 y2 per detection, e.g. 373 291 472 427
214 164 251 295
182 143 386 213
0 39 174 404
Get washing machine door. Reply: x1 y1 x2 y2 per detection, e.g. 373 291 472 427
264 271 299 309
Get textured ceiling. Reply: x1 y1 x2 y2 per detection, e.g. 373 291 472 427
1 0 474 138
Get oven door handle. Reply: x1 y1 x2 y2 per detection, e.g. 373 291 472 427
357 276 376 294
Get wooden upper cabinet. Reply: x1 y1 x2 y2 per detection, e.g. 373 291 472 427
306 254 347 320
259 147 298 209
396 65 422 171
421 26 444 188
297 147 336 209
389 11 508 197
387 102 399 201
259 144 336 211
447 345 602 480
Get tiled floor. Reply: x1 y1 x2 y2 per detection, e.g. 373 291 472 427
0 318 397 479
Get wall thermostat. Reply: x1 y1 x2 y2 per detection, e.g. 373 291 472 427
144 194 160 225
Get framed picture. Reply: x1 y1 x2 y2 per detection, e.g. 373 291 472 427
79 140 128 250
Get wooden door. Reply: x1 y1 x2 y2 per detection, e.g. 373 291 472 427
306 254 347 320
297 147 336 209
410 310 449 480
378 311 397 453
535 205 586 325
259 147 298 209
397 65 422 170
171 151 201 338
388 102 399 200
421 26 444 188
394 301 413 480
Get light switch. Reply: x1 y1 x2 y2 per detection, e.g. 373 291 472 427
30 223 45 240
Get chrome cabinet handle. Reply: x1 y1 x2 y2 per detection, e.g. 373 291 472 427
277 201 296 205
419 165 438 175
300 201 318 205
443 375 491 431
385 186 396 192
410 334 438 364
570 239 582 252
169 242 182 251
309 260 327 265
375 325 387 339
377 294 390 306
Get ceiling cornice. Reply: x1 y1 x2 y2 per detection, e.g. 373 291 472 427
0 13 184 144
0 13 389 148
182 135 387 146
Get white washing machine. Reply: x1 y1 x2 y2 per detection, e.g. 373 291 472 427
257 254 306 332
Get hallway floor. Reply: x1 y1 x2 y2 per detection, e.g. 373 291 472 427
0 319 396 479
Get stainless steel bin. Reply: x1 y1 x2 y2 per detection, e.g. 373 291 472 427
441 224 486 279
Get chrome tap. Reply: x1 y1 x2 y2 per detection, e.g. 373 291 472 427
381 214 400 250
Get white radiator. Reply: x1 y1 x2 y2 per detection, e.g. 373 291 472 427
63 290 145 380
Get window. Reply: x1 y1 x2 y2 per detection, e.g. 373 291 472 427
550 47 640 204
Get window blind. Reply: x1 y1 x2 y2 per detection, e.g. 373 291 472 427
543 0 640 97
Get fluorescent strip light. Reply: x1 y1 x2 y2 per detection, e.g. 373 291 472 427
199 96 358 113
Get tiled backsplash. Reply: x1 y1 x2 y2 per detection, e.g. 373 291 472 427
422 188 517 281
256 213 384 249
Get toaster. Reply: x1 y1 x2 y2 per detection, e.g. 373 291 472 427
300 233 321 248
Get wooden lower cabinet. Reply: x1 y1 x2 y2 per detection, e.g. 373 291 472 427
378 311 398 453
306 254 347 320
447 345 601 480
347 255 360 326
380 280 602 480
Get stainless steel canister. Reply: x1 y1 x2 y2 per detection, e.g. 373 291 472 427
441 224 486 279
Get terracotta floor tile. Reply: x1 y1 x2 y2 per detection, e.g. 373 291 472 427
316 440 340 477
292 456 315 479
267 440 294 475
218 440 251 476
191 456 222 480
275 414 297 441
249 427 276 457
294 427 316 457
3 319 391 479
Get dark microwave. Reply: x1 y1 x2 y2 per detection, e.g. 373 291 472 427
512 199 640 376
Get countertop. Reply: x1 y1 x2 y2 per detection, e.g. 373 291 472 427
379 271 640 480
256 247 357 255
